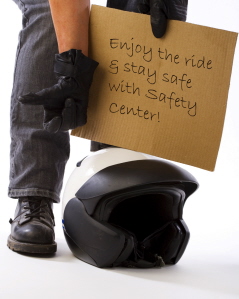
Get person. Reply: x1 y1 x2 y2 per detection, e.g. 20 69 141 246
7 0 188 254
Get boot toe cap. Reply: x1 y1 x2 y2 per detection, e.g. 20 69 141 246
11 220 55 245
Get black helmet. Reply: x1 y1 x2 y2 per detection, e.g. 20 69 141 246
62 148 198 268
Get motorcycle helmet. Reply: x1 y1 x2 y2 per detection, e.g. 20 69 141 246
62 148 198 268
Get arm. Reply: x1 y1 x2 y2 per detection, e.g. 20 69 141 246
49 0 90 55
19 0 99 133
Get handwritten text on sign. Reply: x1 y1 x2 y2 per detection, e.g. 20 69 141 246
108 38 213 121
72 5 238 171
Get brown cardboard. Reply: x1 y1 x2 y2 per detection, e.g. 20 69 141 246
72 5 238 171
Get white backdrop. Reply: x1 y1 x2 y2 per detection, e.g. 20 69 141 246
0 1 239 298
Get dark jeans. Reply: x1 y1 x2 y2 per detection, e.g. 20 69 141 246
9 0 141 202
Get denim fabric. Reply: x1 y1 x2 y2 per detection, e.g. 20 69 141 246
9 0 70 203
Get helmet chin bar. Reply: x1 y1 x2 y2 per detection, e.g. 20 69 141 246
62 148 198 268
63 198 135 268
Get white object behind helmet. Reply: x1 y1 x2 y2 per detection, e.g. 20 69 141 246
62 148 154 214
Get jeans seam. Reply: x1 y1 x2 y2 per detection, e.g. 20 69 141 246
19 0 29 27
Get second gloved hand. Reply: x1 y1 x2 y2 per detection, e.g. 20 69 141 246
138 0 188 38
19 49 99 133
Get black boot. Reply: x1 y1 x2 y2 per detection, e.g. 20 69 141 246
7 196 57 254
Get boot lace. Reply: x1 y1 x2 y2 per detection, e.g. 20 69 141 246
9 197 55 226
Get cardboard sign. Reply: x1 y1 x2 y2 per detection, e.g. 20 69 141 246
72 5 238 171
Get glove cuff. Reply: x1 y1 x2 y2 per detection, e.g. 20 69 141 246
54 49 99 82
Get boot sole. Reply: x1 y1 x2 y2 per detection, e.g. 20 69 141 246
7 235 57 254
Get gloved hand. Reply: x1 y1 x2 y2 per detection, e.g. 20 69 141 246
138 0 188 38
19 49 99 133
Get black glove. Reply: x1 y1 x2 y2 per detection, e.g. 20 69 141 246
19 49 99 133
138 0 188 38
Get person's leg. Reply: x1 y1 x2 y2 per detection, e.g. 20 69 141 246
9 0 70 203
8 0 70 253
